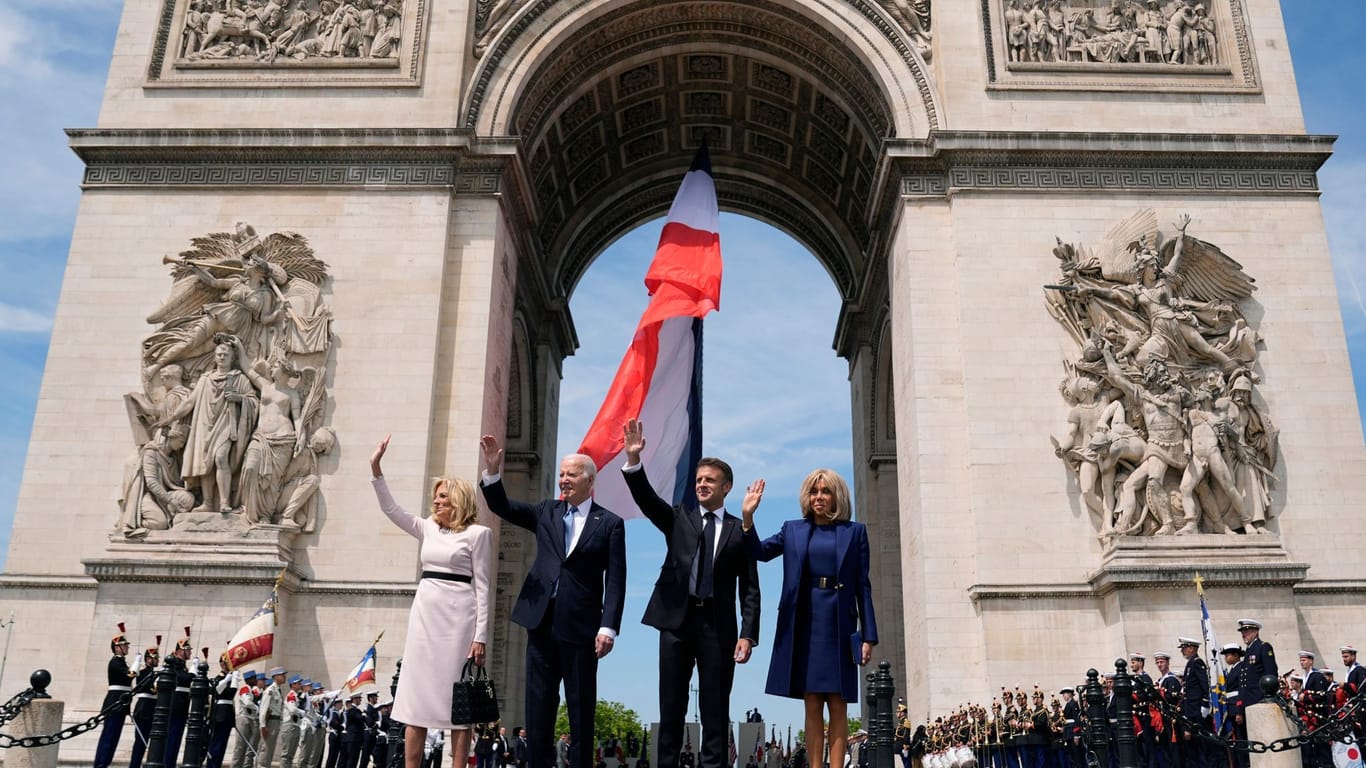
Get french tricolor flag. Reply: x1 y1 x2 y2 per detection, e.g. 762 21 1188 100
578 141 721 518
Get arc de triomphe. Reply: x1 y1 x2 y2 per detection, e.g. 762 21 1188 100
4 0 1365 759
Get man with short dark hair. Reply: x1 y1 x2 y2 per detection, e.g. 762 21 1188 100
621 419 761 768
93 624 133 768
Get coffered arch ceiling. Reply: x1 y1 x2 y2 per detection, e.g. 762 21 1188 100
465 0 937 300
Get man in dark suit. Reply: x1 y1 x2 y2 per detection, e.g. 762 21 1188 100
620 419 761 768
480 436 627 768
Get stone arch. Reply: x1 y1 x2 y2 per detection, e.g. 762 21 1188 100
463 0 939 300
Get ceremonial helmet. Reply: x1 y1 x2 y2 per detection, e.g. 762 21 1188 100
111 622 130 652
175 626 193 652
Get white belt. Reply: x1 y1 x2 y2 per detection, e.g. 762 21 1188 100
215 701 235 707
108 685 132 691
134 693 156 701
175 686 191 693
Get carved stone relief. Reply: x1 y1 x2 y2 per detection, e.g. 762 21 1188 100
980 0 1259 91
1043 210 1278 540
1002 0 1215 66
878 0 932 59
118 224 335 541
176 0 403 65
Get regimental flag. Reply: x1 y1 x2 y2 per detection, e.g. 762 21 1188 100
578 141 721 518
1197 573 1229 733
224 569 284 670
344 631 384 692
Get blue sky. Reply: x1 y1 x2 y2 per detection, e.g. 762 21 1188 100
1 0 1363 736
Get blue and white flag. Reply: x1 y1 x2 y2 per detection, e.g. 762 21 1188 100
1197 575 1228 733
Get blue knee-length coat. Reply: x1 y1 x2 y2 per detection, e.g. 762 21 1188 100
744 518 878 701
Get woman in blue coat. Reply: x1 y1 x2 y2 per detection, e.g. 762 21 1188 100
742 469 877 768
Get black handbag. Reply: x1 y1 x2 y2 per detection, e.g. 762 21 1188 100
451 657 499 726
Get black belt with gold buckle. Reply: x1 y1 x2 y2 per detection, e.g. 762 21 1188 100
813 577 841 590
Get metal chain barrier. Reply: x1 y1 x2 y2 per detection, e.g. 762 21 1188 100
0 672 155 749
1129 676 1364 755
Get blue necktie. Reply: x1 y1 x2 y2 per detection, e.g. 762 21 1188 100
563 506 577 554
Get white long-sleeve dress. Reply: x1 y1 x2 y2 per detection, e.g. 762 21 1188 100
373 477 490 729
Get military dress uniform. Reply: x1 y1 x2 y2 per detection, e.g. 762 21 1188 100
129 648 161 768
1238 621 1278 707
1178 639 1213 768
279 677 306 768
232 671 262 768
1298 653 1331 768
325 701 345 768
1152 659 1180 768
164 640 196 768
361 696 379 768
208 662 240 768
1129 656 1154 768
93 626 133 768
1343 646 1366 743
259 668 289 768
343 696 367 768
1221 645 1251 768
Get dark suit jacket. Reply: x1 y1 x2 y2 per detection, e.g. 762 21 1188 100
624 466 760 644
744 518 877 700
481 479 627 643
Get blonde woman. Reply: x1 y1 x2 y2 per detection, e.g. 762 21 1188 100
371 436 491 768
742 469 877 768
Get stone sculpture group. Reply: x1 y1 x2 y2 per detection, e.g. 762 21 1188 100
1045 211 1277 540
178 0 403 63
117 224 335 539
1005 0 1218 65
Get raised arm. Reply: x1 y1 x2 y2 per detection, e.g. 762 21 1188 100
740 480 784 562
620 419 675 533
369 436 422 539
477 434 538 532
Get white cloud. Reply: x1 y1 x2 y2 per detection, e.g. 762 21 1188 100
0 303 53 334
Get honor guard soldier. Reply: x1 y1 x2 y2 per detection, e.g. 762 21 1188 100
1177 637 1213 768
208 654 238 768
325 697 345 768
343 692 367 768
361 690 379 767
93 622 134 768
301 682 328 768
1296 652 1331 768
129 639 162 768
1151 653 1179 768
259 667 289 768
1343 646 1365 742
277 674 306 768
165 627 196 768
1129 653 1154 768
1236 619 1277 706
372 699 393 768
233 669 262 768
1220 644 1250 768
1059 688 1082 768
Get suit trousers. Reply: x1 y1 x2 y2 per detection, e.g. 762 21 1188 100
657 601 737 768
526 604 599 768
92 708 125 768
206 714 234 768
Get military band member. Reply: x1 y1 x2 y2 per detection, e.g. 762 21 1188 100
259 667 289 767
129 641 162 768
279 674 306 768
208 654 238 768
93 623 133 768
165 628 196 768
233 669 262 768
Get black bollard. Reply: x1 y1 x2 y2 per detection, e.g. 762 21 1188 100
386 658 404 768
144 664 178 768
180 660 210 768
866 671 880 766
1113 659 1138 768
872 661 896 768
29 669 52 699
1083 668 1108 768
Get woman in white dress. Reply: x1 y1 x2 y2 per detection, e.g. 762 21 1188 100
371 436 491 768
